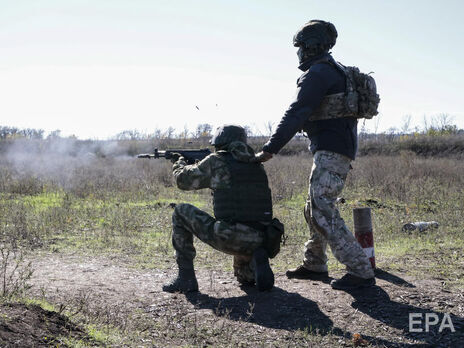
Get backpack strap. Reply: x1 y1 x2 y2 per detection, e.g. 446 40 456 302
331 60 357 98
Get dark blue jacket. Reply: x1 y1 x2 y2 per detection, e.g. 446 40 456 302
262 53 358 160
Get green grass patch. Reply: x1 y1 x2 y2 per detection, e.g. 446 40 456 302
23 297 57 312
374 234 464 286
22 193 63 211
84 324 121 346
280 192 306 210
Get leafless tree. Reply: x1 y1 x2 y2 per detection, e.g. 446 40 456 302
194 124 212 139
400 115 412 134
264 121 274 136
164 127 176 139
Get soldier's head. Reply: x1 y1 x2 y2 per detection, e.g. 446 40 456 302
293 20 337 64
210 125 247 150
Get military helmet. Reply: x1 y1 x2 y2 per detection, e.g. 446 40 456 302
293 20 337 49
210 125 247 146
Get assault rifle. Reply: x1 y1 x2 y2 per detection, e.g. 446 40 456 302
137 148 211 164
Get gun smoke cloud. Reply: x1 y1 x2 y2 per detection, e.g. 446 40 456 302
0 137 154 194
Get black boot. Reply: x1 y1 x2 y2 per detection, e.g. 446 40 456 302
330 273 375 290
286 265 329 280
252 247 274 291
163 268 198 293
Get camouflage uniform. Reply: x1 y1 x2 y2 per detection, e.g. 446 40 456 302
172 141 268 284
303 150 374 279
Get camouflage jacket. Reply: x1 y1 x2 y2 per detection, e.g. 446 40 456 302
172 141 257 191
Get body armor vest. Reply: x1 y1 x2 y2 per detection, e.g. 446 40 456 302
213 153 272 222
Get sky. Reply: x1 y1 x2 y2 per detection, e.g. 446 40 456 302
1 0 463 139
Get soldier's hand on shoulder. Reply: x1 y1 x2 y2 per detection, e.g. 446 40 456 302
252 151 273 163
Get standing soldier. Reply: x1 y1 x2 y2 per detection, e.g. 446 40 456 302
255 20 375 289
163 125 283 293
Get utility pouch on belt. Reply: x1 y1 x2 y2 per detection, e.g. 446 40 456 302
264 218 285 259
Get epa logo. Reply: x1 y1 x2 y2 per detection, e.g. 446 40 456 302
409 313 455 333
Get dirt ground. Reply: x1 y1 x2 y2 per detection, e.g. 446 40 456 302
0 302 91 347
2 253 463 347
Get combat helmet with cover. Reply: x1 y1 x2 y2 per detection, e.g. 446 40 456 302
210 125 247 148
293 20 338 60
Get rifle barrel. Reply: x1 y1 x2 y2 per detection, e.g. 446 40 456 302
136 154 154 159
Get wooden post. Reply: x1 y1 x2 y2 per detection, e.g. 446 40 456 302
353 207 375 269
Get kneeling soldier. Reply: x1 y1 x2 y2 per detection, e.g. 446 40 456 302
163 125 283 293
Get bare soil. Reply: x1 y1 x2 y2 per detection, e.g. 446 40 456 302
2 253 463 347
0 302 91 347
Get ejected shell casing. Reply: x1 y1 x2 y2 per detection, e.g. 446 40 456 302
353 207 375 269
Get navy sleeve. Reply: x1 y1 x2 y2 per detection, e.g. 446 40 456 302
262 66 332 154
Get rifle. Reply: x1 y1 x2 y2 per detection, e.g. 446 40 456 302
137 148 212 165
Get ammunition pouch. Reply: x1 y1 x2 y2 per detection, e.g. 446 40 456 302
263 218 285 259
243 218 285 259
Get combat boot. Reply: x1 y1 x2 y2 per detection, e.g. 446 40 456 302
162 268 198 293
286 265 328 280
252 247 274 291
330 273 375 290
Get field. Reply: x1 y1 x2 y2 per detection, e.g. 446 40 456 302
0 136 463 347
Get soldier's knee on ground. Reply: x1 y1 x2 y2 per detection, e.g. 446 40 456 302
234 267 255 285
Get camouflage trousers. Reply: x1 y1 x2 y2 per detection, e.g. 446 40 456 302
172 203 265 283
303 151 375 279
